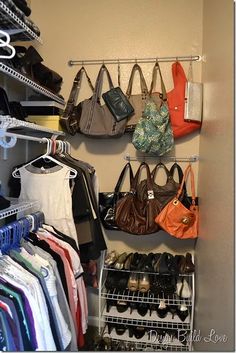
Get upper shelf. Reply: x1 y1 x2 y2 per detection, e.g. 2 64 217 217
0 62 65 105
0 198 39 220
0 115 65 137
0 0 42 43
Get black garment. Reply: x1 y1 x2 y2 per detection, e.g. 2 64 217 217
27 232 69 302
12 0 31 16
55 154 107 262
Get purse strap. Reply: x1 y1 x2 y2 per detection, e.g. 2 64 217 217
169 162 187 193
171 61 187 87
60 66 94 134
126 64 149 98
133 162 154 199
149 61 167 101
114 163 134 193
176 164 196 204
94 64 114 102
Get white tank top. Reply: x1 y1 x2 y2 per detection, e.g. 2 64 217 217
19 166 78 245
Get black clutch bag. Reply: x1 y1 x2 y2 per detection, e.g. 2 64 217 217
99 162 134 230
102 86 134 122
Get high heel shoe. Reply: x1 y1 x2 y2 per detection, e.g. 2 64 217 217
138 273 150 293
105 250 118 266
184 252 195 273
176 305 189 322
124 252 134 270
114 252 128 270
128 273 139 292
156 300 168 318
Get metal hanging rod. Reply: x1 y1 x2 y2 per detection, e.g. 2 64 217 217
124 153 199 162
68 55 201 66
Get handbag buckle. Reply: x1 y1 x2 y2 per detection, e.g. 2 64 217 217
147 190 154 199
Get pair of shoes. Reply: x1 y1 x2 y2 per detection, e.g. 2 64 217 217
174 252 195 274
105 270 129 291
150 275 176 296
107 323 127 335
128 272 150 292
130 301 149 316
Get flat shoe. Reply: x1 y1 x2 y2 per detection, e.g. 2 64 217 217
114 252 128 270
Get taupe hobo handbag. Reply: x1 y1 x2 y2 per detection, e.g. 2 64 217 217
79 64 127 138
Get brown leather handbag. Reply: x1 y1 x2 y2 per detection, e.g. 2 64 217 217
155 164 198 239
137 162 180 209
115 162 160 235
79 65 127 138
60 66 94 135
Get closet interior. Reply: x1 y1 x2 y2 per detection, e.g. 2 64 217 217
0 0 234 352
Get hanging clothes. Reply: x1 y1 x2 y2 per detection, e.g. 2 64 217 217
18 165 78 245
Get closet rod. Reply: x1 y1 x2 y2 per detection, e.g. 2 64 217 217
68 55 201 66
124 154 199 162
1 132 56 143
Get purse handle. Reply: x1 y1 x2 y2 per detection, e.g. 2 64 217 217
112 163 134 206
171 61 187 88
149 61 167 101
150 162 172 182
94 64 114 102
133 162 154 199
169 162 187 193
60 66 94 132
126 64 149 98
176 164 196 204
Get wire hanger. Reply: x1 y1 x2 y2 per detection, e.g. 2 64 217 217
12 138 77 179
0 30 16 59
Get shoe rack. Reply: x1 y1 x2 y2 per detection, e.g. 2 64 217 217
98 252 195 352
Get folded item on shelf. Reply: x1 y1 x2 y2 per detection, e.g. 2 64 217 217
12 0 31 16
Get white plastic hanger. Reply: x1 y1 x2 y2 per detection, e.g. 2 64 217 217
12 138 77 179
0 30 16 59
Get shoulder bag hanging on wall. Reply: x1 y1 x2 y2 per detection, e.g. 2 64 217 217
155 164 199 239
125 64 149 132
132 61 174 155
184 61 203 123
169 162 198 209
79 64 127 138
60 66 94 135
99 163 134 230
167 61 201 139
115 162 160 235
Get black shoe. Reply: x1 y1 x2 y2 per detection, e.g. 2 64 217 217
156 300 168 318
176 305 189 322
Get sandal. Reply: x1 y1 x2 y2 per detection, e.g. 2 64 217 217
104 250 118 266
128 272 139 292
138 273 150 293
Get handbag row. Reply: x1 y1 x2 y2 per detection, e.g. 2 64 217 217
99 162 198 238
61 61 202 151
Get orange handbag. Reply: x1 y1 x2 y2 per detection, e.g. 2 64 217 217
155 164 198 239
167 62 201 139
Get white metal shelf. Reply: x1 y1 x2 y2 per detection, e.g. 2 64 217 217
108 338 189 352
105 328 189 350
102 307 190 330
101 288 192 307
0 1 42 43
0 199 39 220
0 116 64 137
103 265 193 277
0 63 65 105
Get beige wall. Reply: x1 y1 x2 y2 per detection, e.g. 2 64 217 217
194 0 234 351
30 0 202 255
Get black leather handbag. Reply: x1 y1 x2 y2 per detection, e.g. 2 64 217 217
99 163 134 230
102 86 134 122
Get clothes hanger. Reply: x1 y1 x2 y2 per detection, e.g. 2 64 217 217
0 30 16 59
12 138 77 179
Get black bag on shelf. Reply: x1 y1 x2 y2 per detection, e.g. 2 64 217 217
99 163 134 230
